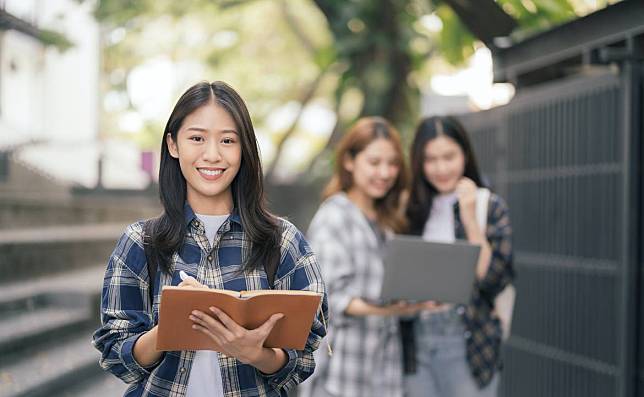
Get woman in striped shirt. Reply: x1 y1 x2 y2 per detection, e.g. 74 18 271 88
300 117 426 397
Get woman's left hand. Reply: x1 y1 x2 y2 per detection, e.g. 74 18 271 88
189 307 284 365
455 177 478 224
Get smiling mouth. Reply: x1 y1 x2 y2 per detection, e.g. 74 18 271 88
197 168 224 176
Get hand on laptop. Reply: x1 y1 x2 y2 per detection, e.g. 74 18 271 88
419 300 442 310
385 301 429 316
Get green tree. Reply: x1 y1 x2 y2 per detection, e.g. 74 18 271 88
87 0 580 183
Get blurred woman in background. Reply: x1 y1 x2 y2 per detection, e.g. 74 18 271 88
300 117 425 397
404 116 514 397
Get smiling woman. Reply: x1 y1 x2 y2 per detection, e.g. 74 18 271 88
92 81 328 397
166 101 242 215
300 117 429 397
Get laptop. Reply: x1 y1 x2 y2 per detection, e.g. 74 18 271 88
380 235 480 304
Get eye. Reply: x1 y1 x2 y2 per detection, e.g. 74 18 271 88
189 136 204 142
222 137 236 144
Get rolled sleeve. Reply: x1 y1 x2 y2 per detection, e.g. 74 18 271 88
264 348 303 389
119 333 155 378
91 223 158 384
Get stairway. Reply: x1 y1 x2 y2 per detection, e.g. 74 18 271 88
0 223 143 396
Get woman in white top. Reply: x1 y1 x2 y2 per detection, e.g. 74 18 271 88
403 116 514 397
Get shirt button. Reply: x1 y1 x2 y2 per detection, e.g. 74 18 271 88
180 367 186 373
464 331 472 339
207 255 213 262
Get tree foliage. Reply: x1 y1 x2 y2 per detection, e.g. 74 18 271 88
87 0 581 181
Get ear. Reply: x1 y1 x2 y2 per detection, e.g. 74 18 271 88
342 153 354 173
166 133 179 159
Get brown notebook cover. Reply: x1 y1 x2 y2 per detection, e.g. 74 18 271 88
156 286 322 351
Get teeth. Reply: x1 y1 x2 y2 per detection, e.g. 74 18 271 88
199 169 223 176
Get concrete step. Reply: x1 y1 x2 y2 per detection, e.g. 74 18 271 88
0 306 93 358
0 265 106 309
0 224 125 283
0 194 160 230
0 265 106 359
0 263 115 397
53 372 126 397
0 327 103 397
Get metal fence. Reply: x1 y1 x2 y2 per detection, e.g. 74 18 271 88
459 66 642 397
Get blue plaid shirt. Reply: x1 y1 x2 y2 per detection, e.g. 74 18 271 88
92 205 328 397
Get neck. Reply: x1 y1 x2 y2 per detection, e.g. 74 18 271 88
346 188 376 220
187 190 234 216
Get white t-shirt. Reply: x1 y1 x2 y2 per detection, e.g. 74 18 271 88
185 213 229 397
422 193 457 242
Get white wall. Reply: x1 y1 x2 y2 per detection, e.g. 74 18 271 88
39 0 99 142
1 0 99 143
0 30 44 137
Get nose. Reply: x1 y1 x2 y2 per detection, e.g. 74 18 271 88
434 160 449 175
202 140 222 162
378 163 396 179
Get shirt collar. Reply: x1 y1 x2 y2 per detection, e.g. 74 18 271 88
183 202 243 228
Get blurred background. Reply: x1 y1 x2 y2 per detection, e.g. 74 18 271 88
0 0 642 396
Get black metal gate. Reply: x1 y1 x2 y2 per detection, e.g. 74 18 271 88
458 65 642 397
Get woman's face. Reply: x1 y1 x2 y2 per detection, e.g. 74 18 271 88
345 138 400 200
167 102 242 211
423 135 466 194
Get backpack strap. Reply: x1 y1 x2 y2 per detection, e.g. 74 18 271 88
264 249 279 289
264 220 285 289
143 220 156 317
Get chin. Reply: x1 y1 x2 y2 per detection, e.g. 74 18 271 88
194 183 229 198
368 189 389 200
434 184 455 194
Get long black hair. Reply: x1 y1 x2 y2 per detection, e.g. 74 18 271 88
146 81 280 275
406 116 483 235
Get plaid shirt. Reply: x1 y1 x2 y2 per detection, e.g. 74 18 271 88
92 205 328 397
300 193 404 397
455 192 514 387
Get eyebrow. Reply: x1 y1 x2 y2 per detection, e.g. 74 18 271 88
185 126 239 135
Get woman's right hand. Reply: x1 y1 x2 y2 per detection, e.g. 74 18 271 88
133 271 206 368
346 298 440 317
384 301 437 316
178 271 208 289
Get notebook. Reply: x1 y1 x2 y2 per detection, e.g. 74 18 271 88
156 286 322 351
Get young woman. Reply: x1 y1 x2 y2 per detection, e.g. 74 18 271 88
92 81 328 397
299 117 426 397
403 116 513 397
